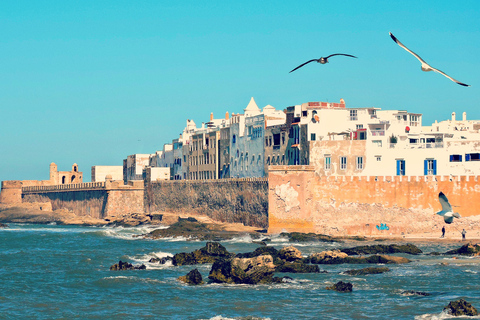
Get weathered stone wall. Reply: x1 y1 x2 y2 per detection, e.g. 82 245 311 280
268 165 480 236
23 191 107 218
145 179 268 228
0 181 23 204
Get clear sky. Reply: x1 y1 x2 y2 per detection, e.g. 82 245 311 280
1 0 479 181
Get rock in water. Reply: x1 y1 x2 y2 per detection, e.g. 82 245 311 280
110 260 146 270
400 290 430 296
278 246 303 262
173 242 233 266
344 267 390 275
208 255 276 284
444 243 480 256
236 246 279 259
443 299 478 316
178 268 204 285
310 250 348 264
341 243 422 255
326 281 353 292
275 261 321 273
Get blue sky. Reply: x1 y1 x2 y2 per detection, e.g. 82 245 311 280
1 1 479 181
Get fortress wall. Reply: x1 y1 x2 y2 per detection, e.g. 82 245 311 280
268 166 480 236
0 181 23 204
23 191 107 219
146 178 268 228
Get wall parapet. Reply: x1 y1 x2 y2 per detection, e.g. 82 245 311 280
150 177 268 185
22 182 106 193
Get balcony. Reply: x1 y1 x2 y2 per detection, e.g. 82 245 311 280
371 130 385 136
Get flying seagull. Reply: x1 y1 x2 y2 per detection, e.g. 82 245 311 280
289 54 357 73
389 32 470 87
436 192 461 224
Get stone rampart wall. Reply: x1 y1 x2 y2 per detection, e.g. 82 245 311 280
146 178 268 228
268 165 480 236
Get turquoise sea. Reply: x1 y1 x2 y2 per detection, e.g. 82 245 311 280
0 224 479 319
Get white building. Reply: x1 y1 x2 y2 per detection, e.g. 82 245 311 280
91 166 123 182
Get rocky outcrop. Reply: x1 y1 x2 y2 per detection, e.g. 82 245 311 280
280 232 336 243
208 255 279 284
173 242 234 266
149 256 173 264
178 268 204 285
344 267 390 275
110 260 146 270
236 246 279 259
309 251 410 265
278 246 303 261
309 250 348 264
443 299 478 316
444 243 480 256
341 243 422 255
400 290 430 296
0 223 7 228
275 261 322 273
326 281 352 292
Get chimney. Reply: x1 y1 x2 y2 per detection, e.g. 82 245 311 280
463 112 467 121
452 112 456 122
225 111 229 120
210 113 213 121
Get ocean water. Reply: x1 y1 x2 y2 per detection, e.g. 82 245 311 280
0 224 479 320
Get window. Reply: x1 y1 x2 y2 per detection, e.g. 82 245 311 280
282 133 285 144
376 156 382 161
302 111 307 117
450 155 462 162
356 157 364 170
350 109 358 121
340 156 347 170
410 115 419 126
232 135 236 144
409 138 418 144
396 159 405 176
311 133 316 141
424 159 437 175
325 156 331 170
358 131 366 140
466 153 480 161
356 124 363 130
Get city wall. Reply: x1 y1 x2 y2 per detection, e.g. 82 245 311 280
145 178 268 228
19 180 144 219
268 166 480 236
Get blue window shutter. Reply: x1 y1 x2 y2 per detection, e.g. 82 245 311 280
424 160 428 175
466 154 471 161
433 160 437 175
460 155 463 162
396 160 400 176
450 155 453 162
403 160 406 176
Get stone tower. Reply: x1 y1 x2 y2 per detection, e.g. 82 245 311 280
50 162 58 185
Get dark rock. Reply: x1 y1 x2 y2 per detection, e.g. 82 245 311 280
208 255 276 284
178 268 204 285
443 299 478 316
178 217 198 222
252 241 267 246
0 223 8 228
146 220 247 241
110 260 146 270
341 243 422 255
149 256 173 264
173 242 233 266
428 252 442 256
280 232 337 243
326 281 353 292
444 243 480 256
344 267 390 275
400 290 431 296
310 252 410 265
275 261 322 273
236 246 279 259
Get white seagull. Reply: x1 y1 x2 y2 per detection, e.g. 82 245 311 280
436 192 461 224
389 32 470 87
289 54 357 73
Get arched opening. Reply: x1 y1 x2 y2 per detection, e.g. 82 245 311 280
62 176 66 184
73 166 77 172
71 175 76 183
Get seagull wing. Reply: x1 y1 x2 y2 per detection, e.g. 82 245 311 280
324 53 358 59
389 32 428 65
289 59 318 73
429 66 470 87
439 192 452 211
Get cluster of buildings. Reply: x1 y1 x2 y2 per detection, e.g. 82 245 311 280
91 97 480 183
